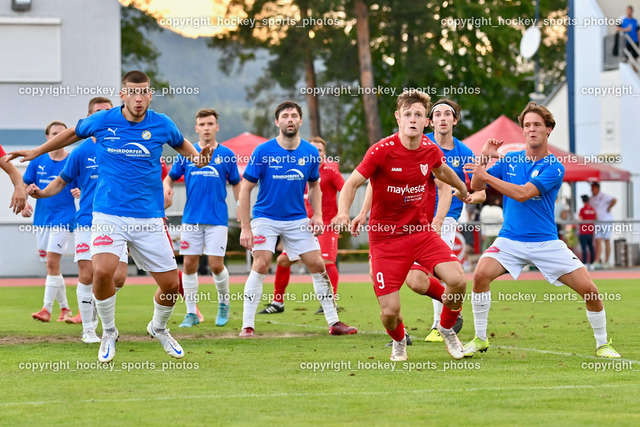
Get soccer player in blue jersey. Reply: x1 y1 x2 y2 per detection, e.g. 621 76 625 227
164 108 241 328
462 102 620 358
411 98 485 342
10 71 212 363
237 101 357 337
23 122 77 323
27 97 129 343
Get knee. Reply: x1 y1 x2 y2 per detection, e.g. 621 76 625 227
380 305 400 320
276 254 290 267
306 259 325 274
252 258 270 275
209 261 225 275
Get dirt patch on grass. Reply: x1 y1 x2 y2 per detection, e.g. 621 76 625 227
0 331 319 345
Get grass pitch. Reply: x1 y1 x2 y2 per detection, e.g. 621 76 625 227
1 277 639 425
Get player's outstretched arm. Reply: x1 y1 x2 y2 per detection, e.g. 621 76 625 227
238 179 257 250
433 164 468 201
27 176 68 199
7 127 81 162
307 180 324 236
175 139 211 168
433 178 452 234
162 175 175 209
0 156 27 214
350 182 371 237
465 163 541 203
333 170 367 236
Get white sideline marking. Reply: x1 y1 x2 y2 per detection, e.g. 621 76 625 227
255 319 640 363
0 384 630 407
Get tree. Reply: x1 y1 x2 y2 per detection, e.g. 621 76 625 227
121 4 169 89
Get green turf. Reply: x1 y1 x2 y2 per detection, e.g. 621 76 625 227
1 278 639 425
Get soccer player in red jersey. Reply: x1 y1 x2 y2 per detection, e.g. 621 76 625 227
578 194 597 269
260 137 345 314
333 91 469 360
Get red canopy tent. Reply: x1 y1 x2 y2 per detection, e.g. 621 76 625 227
221 132 268 175
462 115 631 182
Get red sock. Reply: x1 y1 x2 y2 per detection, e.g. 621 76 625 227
440 306 461 329
386 321 405 341
273 265 290 304
425 276 444 302
326 263 339 295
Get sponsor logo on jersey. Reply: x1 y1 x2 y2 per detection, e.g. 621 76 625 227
531 170 539 178
93 235 114 246
386 183 426 196
107 128 118 136
391 167 403 172
254 235 267 245
107 143 151 158
214 157 222 164
180 241 190 250
298 158 305 166
273 168 305 180
451 158 460 168
142 131 151 140
190 165 220 177
420 164 429 175
88 157 97 164
76 243 90 254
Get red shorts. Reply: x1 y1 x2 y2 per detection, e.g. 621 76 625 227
317 228 339 262
409 263 430 275
369 231 458 297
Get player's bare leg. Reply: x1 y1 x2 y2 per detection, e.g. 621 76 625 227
209 255 230 326
180 254 201 328
432 261 466 359
93 253 120 362
557 268 620 358
259 252 293 314
299 250 356 335
464 257 505 357
147 269 184 358
240 250 272 337
378 291 407 361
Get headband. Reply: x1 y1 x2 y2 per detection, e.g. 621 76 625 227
430 103 457 118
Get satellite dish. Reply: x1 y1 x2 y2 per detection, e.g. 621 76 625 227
519 26 541 59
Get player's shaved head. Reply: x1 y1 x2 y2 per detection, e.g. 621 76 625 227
518 102 556 130
121 70 151 87
397 91 431 113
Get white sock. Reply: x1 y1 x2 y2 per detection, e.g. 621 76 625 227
312 272 339 326
95 293 117 332
152 299 175 331
214 267 230 306
586 309 608 347
432 299 444 329
43 275 59 312
182 272 199 314
242 270 265 329
54 275 69 309
76 283 94 330
471 291 492 341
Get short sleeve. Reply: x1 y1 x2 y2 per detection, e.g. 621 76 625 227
60 149 81 183
355 143 385 180
226 151 241 185
23 159 37 185
243 145 262 182
530 163 564 195
168 156 185 181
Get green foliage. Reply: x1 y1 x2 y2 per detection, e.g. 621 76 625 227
121 4 169 90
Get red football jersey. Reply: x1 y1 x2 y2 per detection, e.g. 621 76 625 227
579 204 597 235
0 143 6 158
304 161 345 224
356 133 444 242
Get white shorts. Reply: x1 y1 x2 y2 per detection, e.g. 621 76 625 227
251 217 320 260
440 217 458 249
594 222 612 239
91 212 177 273
36 227 70 261
180 224 228 257
481 237 583 286
75 228 128 263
